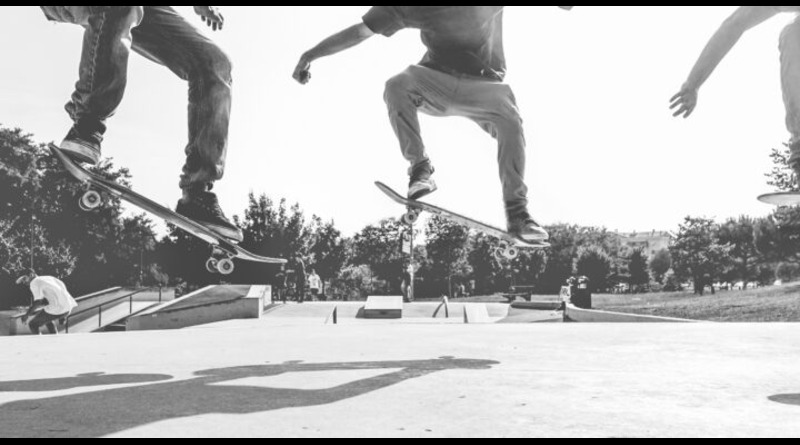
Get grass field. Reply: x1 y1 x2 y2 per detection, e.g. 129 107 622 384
592 283 800 322
446 283 800 322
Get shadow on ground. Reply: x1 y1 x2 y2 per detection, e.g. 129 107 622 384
0 357 497 437
769 394 800 407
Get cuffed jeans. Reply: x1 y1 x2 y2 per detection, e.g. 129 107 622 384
384 65 529 216
41 6 232 190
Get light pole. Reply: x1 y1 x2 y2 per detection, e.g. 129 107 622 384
29 215 36 272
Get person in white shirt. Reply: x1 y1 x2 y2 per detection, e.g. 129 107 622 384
16 271 78 335
308 269 322 301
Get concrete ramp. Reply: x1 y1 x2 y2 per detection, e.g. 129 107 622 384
127 285 271 331
362 296 403 319
564 304 700 323
462 304 490 324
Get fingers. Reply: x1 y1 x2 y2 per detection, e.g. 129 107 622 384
293 69 311 85
201 12 224 31
293 59 312 84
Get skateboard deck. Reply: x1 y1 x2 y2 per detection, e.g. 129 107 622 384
50 144 286 275
758 192 800 207
375 181 549 260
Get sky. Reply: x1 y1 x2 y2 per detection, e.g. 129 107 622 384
1 6 797 237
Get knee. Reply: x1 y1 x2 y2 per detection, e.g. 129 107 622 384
495 114 525 140
194 46 233 88
106 6 144 28
384 73 414 105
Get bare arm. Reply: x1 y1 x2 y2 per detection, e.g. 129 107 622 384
21 300 47 323
293 23 376 84
671 6 779 118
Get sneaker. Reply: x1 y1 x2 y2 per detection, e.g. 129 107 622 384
408 161 437 200
176 189 244 243
507 212 549 243
60 127 102 165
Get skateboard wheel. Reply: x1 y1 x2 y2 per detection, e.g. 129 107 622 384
80 190 103 211
402 211 419 225
504 247 520 260
206 258 219 274
217 258 235 276
493 248 506 262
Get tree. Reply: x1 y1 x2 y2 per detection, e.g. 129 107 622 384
468 233 507 294
308 217 347 295
1 125 160 301
424 215 471 297
718 216 760 289
755 208 800 264
627 248 650 292
537 224 621 293
350 218 407 288
649 249 672 284
574 246 613 293
330 264 374 301
669 217 732 295
777 262 800 283
766 144 799 192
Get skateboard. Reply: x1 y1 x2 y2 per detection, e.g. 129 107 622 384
50 144 286 275
758 192 800 206
375 181 549 260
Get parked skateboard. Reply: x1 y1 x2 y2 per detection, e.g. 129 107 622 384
375 181 549 260
758 192 800 206
50 144 286 275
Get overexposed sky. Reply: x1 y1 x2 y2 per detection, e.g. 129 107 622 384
1 6 795 236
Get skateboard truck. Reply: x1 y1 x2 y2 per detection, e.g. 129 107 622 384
206 247 236 276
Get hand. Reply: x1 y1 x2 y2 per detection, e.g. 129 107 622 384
293 54 313 85
670 84 699 118
194 6 224 31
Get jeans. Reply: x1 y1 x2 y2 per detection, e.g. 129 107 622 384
384 64 529 216
41 6 232 190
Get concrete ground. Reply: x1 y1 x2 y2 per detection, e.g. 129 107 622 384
1 319 799 437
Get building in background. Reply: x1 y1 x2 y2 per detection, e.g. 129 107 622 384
615 230 673 258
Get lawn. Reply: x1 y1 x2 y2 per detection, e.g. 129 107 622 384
442 283 800 322
593 282 800 322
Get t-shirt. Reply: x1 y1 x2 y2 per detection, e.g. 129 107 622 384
30 276 78 316
363 6 507 81
308 274 322 290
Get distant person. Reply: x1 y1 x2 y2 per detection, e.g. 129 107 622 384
308 269 322 301
400 269 414 303
672 7 800 184
274 267 288 304
16 271 78 335
291 257 307 303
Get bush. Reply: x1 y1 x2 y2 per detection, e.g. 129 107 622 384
776 262 800 283
663 271 682 292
